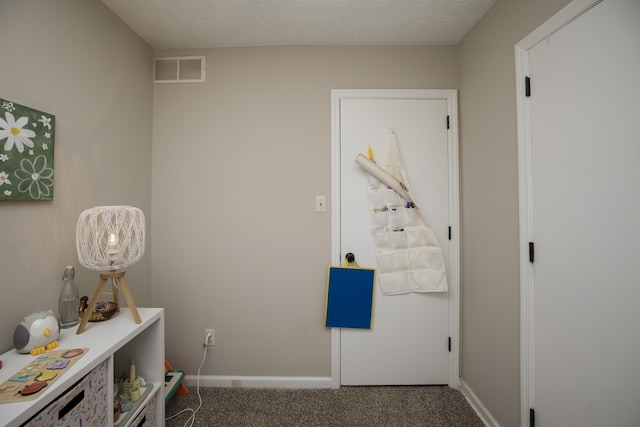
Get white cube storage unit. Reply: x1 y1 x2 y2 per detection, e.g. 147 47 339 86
0 308 164 427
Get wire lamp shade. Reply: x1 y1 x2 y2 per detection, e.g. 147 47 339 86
76 206 145 272
75 206 145 334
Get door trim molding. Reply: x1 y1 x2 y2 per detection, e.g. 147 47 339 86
330 89 460 388
515 1 601 424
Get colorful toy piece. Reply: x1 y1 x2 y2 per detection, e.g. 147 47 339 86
47 359 69 370
21 381 47 395
13 310 60 354
35 371 58 381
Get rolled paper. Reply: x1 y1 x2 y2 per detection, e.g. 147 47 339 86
354 153 414 204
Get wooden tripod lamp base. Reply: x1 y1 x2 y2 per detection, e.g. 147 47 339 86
76 271 141 334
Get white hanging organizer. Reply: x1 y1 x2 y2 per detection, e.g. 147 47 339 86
355 129 447 295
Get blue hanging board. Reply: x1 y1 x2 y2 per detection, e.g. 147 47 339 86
324 266 375 329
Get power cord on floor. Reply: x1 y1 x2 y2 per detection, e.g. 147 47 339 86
164 343 208 427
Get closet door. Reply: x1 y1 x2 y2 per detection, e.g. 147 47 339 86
332 90 459 386
525 1 640 425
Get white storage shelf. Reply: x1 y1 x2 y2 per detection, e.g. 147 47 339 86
0 308 165 427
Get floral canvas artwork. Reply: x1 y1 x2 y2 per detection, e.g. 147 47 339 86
0 98 55 201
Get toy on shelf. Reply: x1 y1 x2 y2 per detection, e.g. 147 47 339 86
0 348 88 403
79 297 118 322
164 360 187 398
113 359 153 426
13 311 60 355
116 359 145 401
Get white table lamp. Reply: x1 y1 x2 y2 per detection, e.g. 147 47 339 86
75 206 145 334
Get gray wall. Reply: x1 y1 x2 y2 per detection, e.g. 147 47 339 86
152 46 458 377
0 0 153 353
457 0 571 425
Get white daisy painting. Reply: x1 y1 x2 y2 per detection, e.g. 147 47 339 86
0 98 55 201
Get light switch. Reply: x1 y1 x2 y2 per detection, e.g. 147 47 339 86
315 195 326 212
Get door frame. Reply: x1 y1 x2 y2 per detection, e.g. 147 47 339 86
330 89 460 388
515 0 601 424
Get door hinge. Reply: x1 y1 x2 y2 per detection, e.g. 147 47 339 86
529 242 535 263
530 408 535 427
525 76 531 97
448 226 452 240
448 337 451 352
446 115 450 129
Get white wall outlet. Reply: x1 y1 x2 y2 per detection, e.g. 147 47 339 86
204 329 215 346
315 195 326 212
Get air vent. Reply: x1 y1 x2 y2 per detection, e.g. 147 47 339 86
154 56 205 83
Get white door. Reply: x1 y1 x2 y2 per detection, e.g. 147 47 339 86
331 90 459 386
518 1 640 425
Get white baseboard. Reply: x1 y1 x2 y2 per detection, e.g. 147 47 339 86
459 379 500 427
183 375 335 389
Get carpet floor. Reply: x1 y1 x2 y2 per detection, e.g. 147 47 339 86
165 386 485 426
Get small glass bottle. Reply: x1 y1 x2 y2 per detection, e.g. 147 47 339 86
58 266 80 328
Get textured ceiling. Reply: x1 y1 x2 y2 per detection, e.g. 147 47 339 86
100 0 496 49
